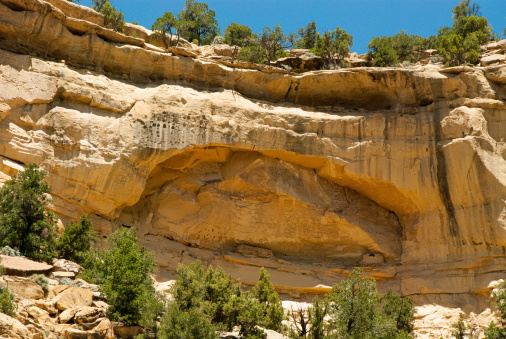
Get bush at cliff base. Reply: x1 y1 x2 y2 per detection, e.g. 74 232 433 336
0 163 58 264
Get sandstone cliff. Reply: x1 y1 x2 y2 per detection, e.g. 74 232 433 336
1 0 506 336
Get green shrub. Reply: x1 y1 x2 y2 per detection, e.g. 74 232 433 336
239 44 265 64
57 277 73 286
367 31 438 67
57 214 96 265
159 302 217 339
81 227 159 326
485 321 506 338
137 291 166 338
172 260 242 330
379 289 415 335
0 246 22 257
0 164 58 264
326 268 414 339
313 27 353 69
438 0 491 66
92 0 125 32
152 12 181 49
169 261 285 337
29 274 50 295
227 291 266 339
367 36 399 67
259 25 287 63
295 21 318 49
252 267 285 332
0 286 16 317
308 297 326 339
224 23 254 47
439 32 466 66
177 0 220 46
486 280 506 338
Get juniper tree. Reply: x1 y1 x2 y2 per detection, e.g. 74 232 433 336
57 214 97 265
438 0 491 66
259 25 287 63
253 267 285 332
177 0 219 45
152 12 182 48
326 268 414 339
82 228 159 326
92 0 125 32
297 21 318 49
224 22 254 47
0 164 57 263
313 26 353 68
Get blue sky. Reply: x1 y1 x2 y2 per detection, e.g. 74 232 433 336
79 0 505 54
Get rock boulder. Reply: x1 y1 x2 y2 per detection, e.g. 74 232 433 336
56 287 94 311
0 255 53 277
0 276 45 300
0 312 33 339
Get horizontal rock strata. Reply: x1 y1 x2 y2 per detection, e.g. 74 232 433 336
0 2 506 336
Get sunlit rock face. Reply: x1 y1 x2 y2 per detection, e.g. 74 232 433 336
1 1 506 334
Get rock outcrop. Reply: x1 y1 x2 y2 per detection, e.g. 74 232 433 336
0 278 113 339
0 312 33 339
0 255 53 277
0 0 506 337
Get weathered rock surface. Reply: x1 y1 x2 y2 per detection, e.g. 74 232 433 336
0 255 53 277
90 318 114 339
0 0 506 337
26 306 56 331
112 324 142 338
55 287 94 311
52 259 84 275
59 308 78 324
0 312 33 339
272 56 323 73
0 278 112 338
74 307 105 324
481 54 506 66
0 276 45 300
171 46 198 58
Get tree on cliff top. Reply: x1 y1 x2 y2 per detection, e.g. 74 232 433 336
0 164 58 263
367 30 439 67
152 12 182 49
92 0 125 33
438 0 491 66
259 25 288 63
296 21 318 49
224 22 254 47
177 0 219 45
313 26 353 69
